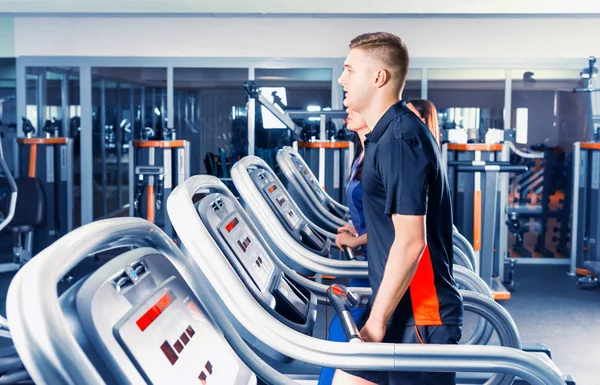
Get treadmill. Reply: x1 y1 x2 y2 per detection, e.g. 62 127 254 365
167 174 575 385
231 155 367 278
277 146 351 233
277 145 478 272
232 154 478 278
178 174 521 351
231 157 563 369
6 217 298 385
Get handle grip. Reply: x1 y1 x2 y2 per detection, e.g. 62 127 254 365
343 247 357 261
327 284 361 342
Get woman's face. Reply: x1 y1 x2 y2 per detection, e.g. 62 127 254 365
345 108 368 132
407 102 425 124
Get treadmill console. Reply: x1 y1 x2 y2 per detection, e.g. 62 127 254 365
263 183 302 231
290 154 348 220
198 195 275 293
250 169 329 256
197 193 312 327
291 155 328 205
75 250 255 385
116 287 241 384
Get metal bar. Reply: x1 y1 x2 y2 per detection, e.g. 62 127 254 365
473 150 482 272
512 258 571 265
152 88 156 134
257 92 298 132
13 55 584 72
100 79 107 217
247 67 255 156
480 171 499 287
498 71 512 286
421 67 428 100
160 89 166 135
140 87 145 138
79 65 93 225
15 60 26 178
330 62 346 148
129 86 134 139
116 82 122 209
37 72 46 135
128 143 134 217
167 67 174 137
288 110 346 118
570 142 581 275
66 140 74 232
61 73 69 137
319 113 326 188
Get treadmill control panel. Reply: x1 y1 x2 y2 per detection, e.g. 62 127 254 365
77 250 254 385
263 183 302 231
291 154 348 220
250 168 329 255
217 213 275 293
199 195 275 293
291 155 328 204
196 192 311 326
116 286 245 385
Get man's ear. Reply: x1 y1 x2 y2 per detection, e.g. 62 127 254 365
374 69 390 89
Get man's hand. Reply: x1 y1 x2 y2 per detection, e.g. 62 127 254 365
337 224 357 236
359 317 387 343
335 231 358 250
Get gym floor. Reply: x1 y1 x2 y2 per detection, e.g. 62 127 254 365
500 264 600 385
0 263 597 384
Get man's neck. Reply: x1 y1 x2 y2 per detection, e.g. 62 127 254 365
362 95 400 131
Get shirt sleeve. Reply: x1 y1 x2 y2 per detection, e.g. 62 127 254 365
379 137 431 216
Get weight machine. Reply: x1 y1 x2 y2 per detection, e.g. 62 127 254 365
129 127 190 240
244 81 353 205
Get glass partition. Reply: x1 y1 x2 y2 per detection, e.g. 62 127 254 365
173 67 249 176
428 69 506 142
404 69 422 101
91 67 166 219
24 66 81 227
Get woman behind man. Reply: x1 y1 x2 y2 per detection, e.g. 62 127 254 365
318 98 439 385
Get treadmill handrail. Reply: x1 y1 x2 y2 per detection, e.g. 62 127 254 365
277 146 350 229
231 156 368 278
6 218 294 385
168 175 565 385
0 132 17 233
327 285 361 343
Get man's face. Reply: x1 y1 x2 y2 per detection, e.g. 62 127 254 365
338 48 378 113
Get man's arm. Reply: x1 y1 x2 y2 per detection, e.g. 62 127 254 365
360 214 426 342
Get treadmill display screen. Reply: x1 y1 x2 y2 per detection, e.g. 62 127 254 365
225 217 239 233
136 292 174 332
262 182 302 230
218 214 275 292
115 285 241 384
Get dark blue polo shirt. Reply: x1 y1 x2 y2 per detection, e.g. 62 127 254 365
362 101 463 327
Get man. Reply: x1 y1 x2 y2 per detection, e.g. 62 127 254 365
333 32 464 385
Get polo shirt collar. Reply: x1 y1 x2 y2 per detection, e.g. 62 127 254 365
365 100 410 143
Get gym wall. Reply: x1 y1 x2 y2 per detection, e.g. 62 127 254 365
12 16 600 59
0 17 14 58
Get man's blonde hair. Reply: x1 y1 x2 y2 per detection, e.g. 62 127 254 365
349 32 410 92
